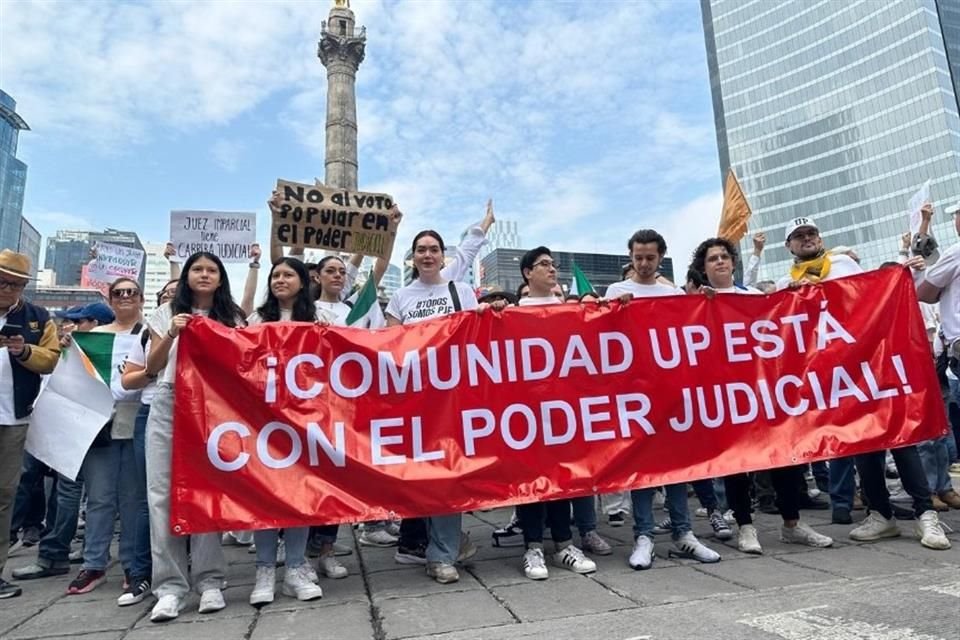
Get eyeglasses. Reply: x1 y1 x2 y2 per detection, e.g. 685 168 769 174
111 288 141 299
533 260 559 270
0 280 26 291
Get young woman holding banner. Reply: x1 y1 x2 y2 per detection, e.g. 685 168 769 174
142 252 246 623
246 257 327 607
385 229 504 584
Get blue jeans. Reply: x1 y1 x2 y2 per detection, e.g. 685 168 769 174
631 484 690 540
254 527 309 569
131 404 152 579
828 456 856 511
426 514 461 565
34 473 82 569
80 440 138 572
917 436 952 494
571 495 597 536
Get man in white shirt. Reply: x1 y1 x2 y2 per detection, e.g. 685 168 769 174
606 230 721 570
691 237 833 555
779 218 949 549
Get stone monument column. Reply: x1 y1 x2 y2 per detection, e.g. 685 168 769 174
318 0 366 190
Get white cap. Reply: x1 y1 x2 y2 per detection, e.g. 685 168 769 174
784 216 819 241
945 203 960 216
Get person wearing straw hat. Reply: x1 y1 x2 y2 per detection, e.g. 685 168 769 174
0 249 60 599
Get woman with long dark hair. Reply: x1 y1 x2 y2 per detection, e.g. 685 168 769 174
385 229 499 584
246 257 325 606
142 252 244 623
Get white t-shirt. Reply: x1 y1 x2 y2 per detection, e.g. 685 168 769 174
386 280 477 324
925 243 960 343
316 299 354 326
605 279 682 299
247 308 294 325
775 253 863 291
518 296 562 306
713 284 763 296
124 334 156 405
147 303 211 386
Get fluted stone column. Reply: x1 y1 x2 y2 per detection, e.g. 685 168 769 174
318 3 366 190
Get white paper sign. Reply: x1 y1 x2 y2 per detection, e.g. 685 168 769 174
169 210 257 263
87 241 144 284
908 179 932 235
26 343 115 480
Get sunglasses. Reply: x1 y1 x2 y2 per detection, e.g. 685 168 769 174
111 288 141 299
0 280 26 291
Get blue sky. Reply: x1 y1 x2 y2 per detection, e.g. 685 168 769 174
1 0 724 286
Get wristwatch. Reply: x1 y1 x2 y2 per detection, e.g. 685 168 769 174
249 261 261 269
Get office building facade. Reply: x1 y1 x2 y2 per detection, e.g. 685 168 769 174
0 90 29 254
702 0 960 277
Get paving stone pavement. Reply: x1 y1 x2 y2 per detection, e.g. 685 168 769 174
2 498 960 640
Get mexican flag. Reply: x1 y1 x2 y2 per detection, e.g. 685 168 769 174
569 264 595 297
26 331 139 480
346 270 386 329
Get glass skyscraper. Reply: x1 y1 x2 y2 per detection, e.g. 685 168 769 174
701 0 960 278
0 90 29 254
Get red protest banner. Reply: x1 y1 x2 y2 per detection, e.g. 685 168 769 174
170 269 945 535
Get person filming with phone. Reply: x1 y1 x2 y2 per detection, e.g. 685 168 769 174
0 250 60 599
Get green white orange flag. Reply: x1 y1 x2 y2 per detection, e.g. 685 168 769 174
569 264 595 297
346 270 386 328
26 332 138 479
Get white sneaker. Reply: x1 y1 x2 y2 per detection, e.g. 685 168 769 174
694 507 708 518
523 547 548 580
426 561 459 584
722 509 735 524
198 588 226 614
282 565 324 601
221 531 253 546
629 535 654 570
386 520 401 537
319 554 348 579
303 563 320 584
249 566 276 606
737 524 763 555
275 539 286 566
850 512 900 541
358 528 399 547
553 544 596 574
916 510 952 550
781 521 833 547
150 594 184 623
581 530 613 556
669 532 721 563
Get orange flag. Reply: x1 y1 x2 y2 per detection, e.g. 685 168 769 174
717 168 751 243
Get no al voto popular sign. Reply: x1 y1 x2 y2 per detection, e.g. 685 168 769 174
87 242 144 284
271 179 398 260
169 211 257 263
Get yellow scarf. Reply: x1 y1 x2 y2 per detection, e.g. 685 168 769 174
789 251 832 283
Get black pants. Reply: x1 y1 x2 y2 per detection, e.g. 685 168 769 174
398 517 428 549
856 446 932 519
517 499 572 547
725 465 804 526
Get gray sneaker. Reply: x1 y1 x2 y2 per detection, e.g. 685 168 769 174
581 530 613 556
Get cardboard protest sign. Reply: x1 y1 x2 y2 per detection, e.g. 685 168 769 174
271 179 397 260
86 242 144 287
170 211 257 263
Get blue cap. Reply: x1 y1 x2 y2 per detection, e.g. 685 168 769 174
63 302 115 325
55 305 84 319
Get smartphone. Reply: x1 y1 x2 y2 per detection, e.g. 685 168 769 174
0 323 22 338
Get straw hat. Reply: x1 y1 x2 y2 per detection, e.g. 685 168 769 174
0 249 33 281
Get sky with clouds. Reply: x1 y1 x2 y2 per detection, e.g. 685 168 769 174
1 0 724 287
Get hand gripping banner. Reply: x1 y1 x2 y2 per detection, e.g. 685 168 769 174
171 269 946 534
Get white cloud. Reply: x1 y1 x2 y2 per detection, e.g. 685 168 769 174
210 139 245 172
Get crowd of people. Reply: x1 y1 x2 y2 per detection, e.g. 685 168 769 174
0 197 958 625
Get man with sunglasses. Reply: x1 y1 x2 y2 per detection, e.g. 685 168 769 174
0 250 60 599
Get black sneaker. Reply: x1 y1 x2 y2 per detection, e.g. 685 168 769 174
0 578 22 599
67 569 106 595
492 515 524 548
608 513 625 527
394 543 427 565
832 508 852 525
21 527 41 547
117 576 150 607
